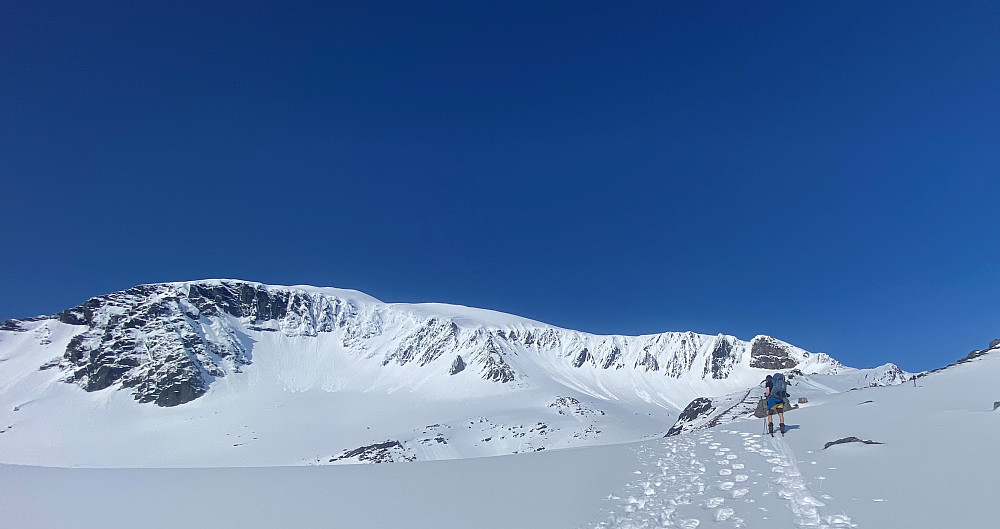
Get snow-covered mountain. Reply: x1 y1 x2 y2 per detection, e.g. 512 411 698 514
0 279 907 467
3 334 995 529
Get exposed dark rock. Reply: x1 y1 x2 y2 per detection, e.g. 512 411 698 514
661 336 699 378
533 328 560 349
52 283 255 407
665 397 715 437
823 437 883 449
601 345 622 369
330 440 415 463
990 338 1000 350
548 396 605 417
635 351 659 372
187 282 289 322
705 337 735 379
448 355 466 375
385 318 459 367
572 348 592 368
477 337 515 383
57 297 104 326
1 319 27 332
749 336 798 370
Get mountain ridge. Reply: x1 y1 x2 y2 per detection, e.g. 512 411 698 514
2 279 847 408
0 279 916 467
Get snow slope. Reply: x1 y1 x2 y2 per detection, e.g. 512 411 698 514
0 279 900 468
1 341 996 529
589 340 1000 529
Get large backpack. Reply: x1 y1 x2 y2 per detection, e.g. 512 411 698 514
771 372 788 399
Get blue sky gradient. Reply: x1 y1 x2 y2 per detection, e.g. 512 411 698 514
2 1 998 371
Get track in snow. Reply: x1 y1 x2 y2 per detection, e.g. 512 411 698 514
586 429 856 529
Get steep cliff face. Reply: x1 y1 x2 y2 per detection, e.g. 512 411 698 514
6 280 842 407
749 335 800 370
45 284 252 406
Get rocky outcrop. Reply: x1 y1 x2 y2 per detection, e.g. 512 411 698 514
823 437 883 449
704 336 737 379
384 318 459 367
330 440 416 463
448 355 466 375
665 397 715 437
46 283 253 407
2 316 55 332
749 335 798 370
572 347 593 368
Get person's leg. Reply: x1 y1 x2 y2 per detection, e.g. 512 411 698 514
779 411 786 434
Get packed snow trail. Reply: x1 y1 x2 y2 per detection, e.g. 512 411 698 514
763 435 855 528
585 429 856 529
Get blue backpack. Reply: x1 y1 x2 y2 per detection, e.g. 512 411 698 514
771 372 788 399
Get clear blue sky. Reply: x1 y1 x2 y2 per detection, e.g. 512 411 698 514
2 1 997 372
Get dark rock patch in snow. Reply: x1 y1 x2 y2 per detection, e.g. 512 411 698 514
549 396 605 417
331 440 416 464
823 437 883 449
572 347 592 368
448 355 465 375
665 397 714 437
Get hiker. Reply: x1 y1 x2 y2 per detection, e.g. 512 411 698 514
765 373 787 435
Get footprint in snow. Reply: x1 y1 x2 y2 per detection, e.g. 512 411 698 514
672 493 693 505
718 482 735 491
703 497 725 508
801 496 826 507
714 508 735 522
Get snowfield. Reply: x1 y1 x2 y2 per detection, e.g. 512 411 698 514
2 342 997 529
0 280 901 468
0 281 995 528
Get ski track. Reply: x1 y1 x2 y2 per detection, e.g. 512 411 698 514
585 429 856 529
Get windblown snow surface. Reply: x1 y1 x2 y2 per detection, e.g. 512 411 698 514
0 282 996 528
